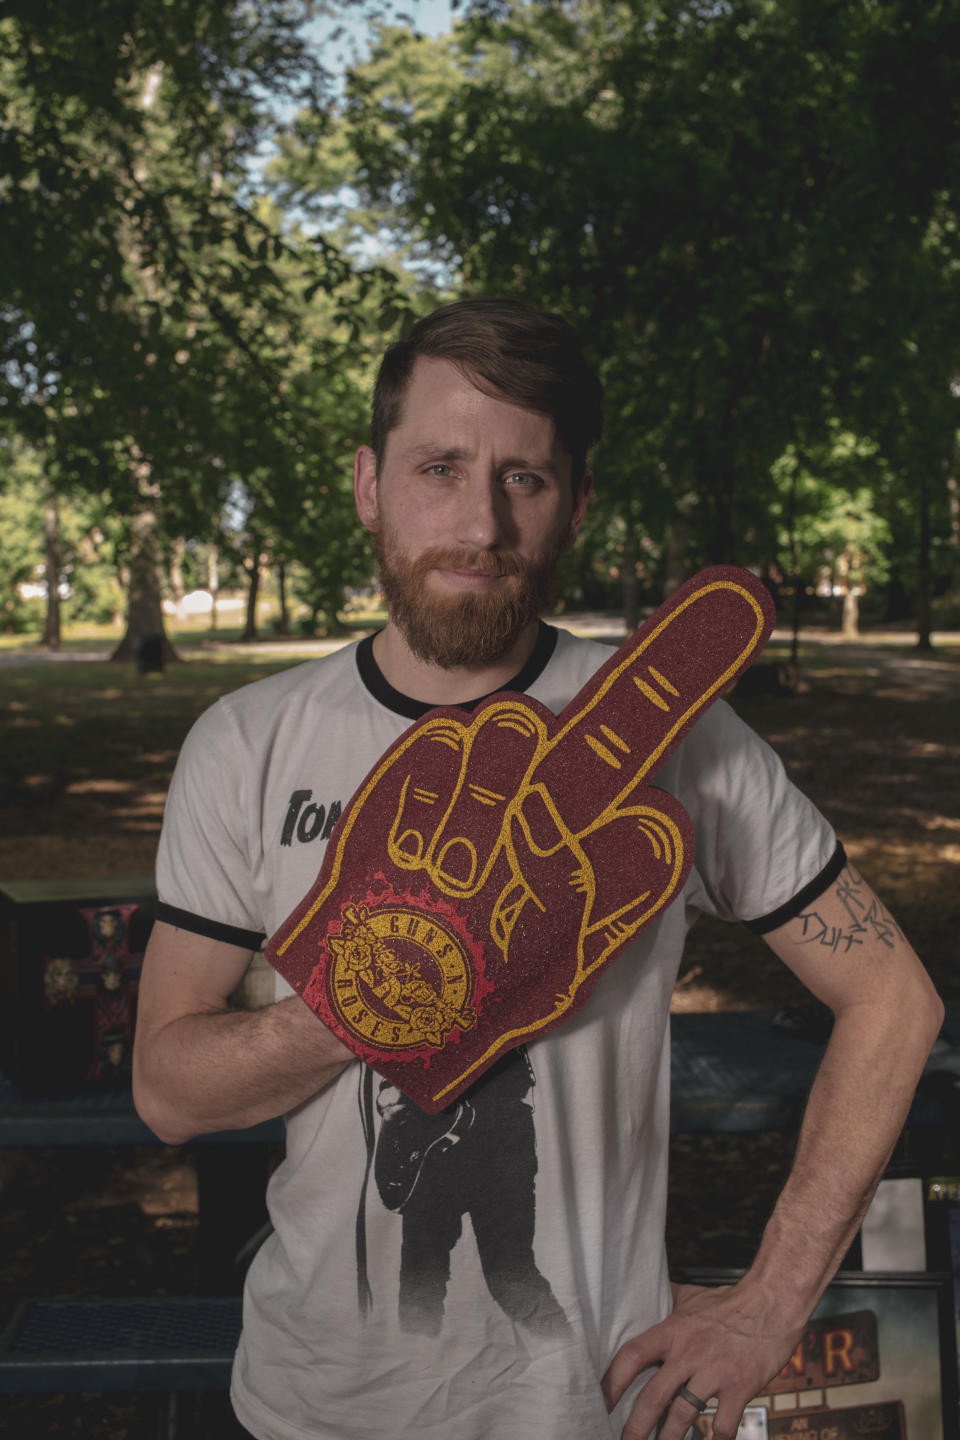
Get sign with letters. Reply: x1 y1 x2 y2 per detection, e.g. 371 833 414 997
695 1401 906 1440
766 1401 905 1438
684 1271 956 1440
768 1310 879 1393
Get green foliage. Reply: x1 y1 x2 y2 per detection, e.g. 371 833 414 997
770 439 891 605
0 435 128 631
276 0 960 622
0 445 44 631
0 0 415 649
3 0 960 647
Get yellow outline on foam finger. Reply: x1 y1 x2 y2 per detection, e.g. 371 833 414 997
273 715 467 956
428 802 687 1103
274 702 548 955
548 579 766 791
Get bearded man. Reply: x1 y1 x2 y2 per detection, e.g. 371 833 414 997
133 298 942 1440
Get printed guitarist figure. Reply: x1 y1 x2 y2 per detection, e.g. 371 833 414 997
372 1049 567 1338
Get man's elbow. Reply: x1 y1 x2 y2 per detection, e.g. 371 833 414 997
882 968 944 1062
920 984 946 1049
835 963 944 1065
132 1062 203 1146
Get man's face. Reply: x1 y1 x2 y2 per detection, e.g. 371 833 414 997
354 357 591 669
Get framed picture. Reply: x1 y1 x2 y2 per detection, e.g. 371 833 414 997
676 1269 959 1440
926 1179 960 1397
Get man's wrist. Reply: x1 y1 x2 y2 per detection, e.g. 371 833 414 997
739 1214 841 1331
275 993 356 1068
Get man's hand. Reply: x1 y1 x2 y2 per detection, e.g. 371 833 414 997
602 1281 802 1440
269 567 774 1110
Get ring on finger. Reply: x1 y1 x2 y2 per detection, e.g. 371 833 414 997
675 1384 709 1413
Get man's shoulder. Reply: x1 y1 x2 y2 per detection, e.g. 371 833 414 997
187 641 365 749
531 625 618 709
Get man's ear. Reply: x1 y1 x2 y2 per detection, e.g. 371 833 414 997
569 469 593 544
354 445 380 532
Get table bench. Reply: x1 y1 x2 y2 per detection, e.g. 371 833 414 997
0 1296 241 1439
2 1007 956 1433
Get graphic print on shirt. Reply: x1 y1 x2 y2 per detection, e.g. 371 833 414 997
358 1048 569 1338
280 789 342 847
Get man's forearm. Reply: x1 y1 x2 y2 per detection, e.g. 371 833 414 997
603 968 942 1440
133 996 355 1144
740 982 942 1327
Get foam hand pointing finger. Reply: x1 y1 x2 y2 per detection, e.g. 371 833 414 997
267 566 774 1111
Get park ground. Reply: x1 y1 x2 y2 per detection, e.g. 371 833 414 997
1 616 958 1437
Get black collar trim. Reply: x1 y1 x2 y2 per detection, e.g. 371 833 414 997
355 621 559 720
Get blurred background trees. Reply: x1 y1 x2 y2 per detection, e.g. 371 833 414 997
2 0 959 650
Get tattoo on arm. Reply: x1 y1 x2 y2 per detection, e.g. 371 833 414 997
796 864 905 953
794 910 864 954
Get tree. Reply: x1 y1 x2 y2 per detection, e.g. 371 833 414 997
770 438 892 640
0 440 45 633
278 0 960 626
0 1 409 658
0 434 123 635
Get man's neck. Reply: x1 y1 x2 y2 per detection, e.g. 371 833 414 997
372 619 542 707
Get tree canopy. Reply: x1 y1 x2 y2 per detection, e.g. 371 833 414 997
0 0 409 649
2 0 960 647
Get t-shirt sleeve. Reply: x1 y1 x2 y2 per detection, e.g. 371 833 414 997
678 700 842 931
155 700 266 949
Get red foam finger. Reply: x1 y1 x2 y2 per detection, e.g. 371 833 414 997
267 566 774 1112
534 567 774 834
388 717 469 872
423 701 546 897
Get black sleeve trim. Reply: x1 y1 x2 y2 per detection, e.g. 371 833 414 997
155 902 266 951
744 840 847 935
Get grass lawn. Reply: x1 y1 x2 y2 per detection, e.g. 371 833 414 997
1 653 322 879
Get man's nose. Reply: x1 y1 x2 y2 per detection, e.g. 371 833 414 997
453 475 510 550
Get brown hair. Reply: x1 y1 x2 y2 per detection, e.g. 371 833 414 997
370 297 603 481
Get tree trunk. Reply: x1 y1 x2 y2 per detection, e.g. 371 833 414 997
916 468 933 651
620 527 639 633
241 551 261 642
111 447 178 663
40 479 61 650
324 582 347 635
111 71 178 667
841 589 859 638
947 468 960 597
663 516 690 598
785 456 800 667
704 464 735 564
169 536 186 608
275 558 289 636
208 545 219 631
790 589 801 667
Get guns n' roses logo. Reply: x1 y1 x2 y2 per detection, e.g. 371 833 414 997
326 901 477 1050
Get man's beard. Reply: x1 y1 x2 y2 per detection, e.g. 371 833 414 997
374 531 567 669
